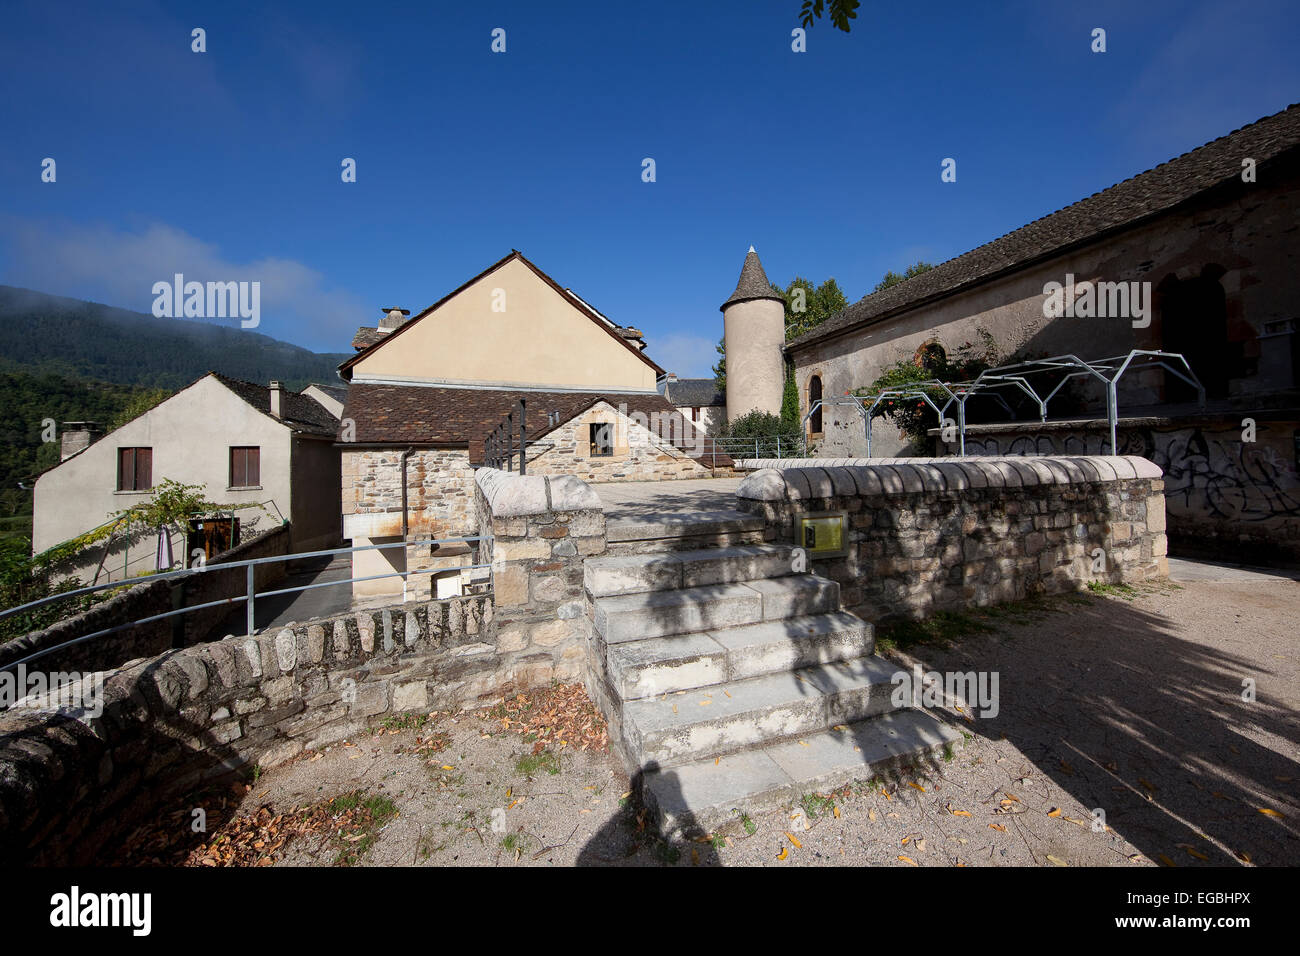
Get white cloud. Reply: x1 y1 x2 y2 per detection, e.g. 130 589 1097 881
0 217 366 350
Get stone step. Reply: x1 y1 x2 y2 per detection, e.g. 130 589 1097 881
585 544 797 598
605 510 765 553
608 612 874 700
639 708 963 837
591 575 840 643
621 655 900 768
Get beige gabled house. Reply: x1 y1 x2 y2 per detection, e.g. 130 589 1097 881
33 374 343 582
336 250 729 599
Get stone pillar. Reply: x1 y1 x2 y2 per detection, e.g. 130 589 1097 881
475 470 606 686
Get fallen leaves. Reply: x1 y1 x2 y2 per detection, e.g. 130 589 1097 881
480 683 609 753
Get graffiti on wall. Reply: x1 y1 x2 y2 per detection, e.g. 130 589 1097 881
963 425 1300 525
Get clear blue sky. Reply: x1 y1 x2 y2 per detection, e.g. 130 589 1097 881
2 0 1297 377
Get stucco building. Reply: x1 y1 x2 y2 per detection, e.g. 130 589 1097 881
337 250 728 599
785 103 1300 560
32 374 343 581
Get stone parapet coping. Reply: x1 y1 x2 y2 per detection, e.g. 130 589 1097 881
475 467 602 517
736 455 1163 502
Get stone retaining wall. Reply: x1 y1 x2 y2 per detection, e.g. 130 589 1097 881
0 469 611 865
737 455 1167 622
0 594 493 864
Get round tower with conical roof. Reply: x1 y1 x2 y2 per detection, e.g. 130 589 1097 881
720 246 785 420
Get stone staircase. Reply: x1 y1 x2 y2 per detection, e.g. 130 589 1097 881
585 511 962 837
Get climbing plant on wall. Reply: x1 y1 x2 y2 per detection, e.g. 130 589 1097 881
858 328 1000 450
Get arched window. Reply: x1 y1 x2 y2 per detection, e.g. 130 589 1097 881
914 341 947 374
809 375 823 434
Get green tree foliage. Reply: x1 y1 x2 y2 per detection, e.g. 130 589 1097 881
798 0 860 31
780 363 801 432
873 261 936 293
0 370 176 533
0 285 349 391
773 276 848 341
858 328 999 450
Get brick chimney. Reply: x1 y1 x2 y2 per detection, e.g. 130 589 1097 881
60 422 102 461
269 381 284 419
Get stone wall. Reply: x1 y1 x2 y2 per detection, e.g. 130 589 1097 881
475 468 606 687
737 455 1167 622
0 469 614 864
0 595 492 865
0 524 290 678
342 448 477 540
934 415 1300 564
526 400 723 482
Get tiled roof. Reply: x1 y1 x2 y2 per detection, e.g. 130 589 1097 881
664 378 725 407
351 327 386 350
213 373 340 436
788 102 1300 351
339 384 730 465
721 248 784 310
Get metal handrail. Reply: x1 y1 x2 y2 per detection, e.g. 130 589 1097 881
0 535 493 673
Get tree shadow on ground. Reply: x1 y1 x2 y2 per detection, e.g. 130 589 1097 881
893 589 1299 866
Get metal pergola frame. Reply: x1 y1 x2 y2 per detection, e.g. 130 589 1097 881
804 349 1206 457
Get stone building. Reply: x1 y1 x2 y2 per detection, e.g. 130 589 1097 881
721 246 786 419
337 250 728 599
32 374 343 581
785 103 1300 560
660 374 726 436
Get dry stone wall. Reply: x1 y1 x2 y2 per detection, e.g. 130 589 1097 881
737 455 1167 622
0 468 610 865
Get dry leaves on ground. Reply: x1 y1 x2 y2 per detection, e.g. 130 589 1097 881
482 682 609 753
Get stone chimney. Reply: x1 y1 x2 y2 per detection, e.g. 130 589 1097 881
269 381 284 419
378 307 411 333
60 422 102 461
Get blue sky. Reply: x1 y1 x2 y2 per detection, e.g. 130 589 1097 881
1 0 1297 377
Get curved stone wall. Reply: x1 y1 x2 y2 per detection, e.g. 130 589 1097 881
736 455 1167 621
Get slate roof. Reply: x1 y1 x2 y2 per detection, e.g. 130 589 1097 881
213 373 340 436
721 248 784 310
664 378 725 407
339 383 730 466
304 382 348 404
788 102 1300 351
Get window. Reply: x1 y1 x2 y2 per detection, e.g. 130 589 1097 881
809 376 823 435
589 423 614 457
117 447 152 492
229 446 261 487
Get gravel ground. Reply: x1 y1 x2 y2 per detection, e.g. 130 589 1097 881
176 566 1299 867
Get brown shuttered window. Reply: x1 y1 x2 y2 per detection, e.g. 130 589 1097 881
230 447 260 487
117 447 152 491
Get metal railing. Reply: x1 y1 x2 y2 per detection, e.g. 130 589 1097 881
0 535 493 673
807 349 1206 457
696 434 807 465
485 399 528 473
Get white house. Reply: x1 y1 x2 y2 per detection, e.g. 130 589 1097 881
32 373 343 583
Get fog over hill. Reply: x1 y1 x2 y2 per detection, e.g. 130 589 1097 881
0 285 351 391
